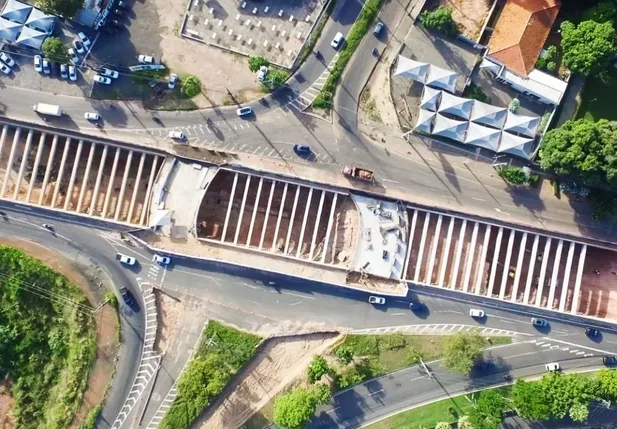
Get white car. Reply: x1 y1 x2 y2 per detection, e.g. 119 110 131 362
68 48 79 65
545 362 560 372
84 112 100 121
138 54 154 64
168 130 186 140
101 68 119 78
257 65 268 82
116 253 136 265
68 65 77 81
531 317 548 327
73 39 85 54
469 309 485 318
152 254 171 265
0 52 14 67
94 74 112 84
236 106 252 117
34 54 42 72
331 32 344 49
0 63 10 75
368 296 386 305
168 73 178 89
78 32 91 47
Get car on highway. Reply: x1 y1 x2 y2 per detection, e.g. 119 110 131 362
119 286 136 307
168 130 186 140
168 73 178 89
531 317 548 327
138 54 155 64
545 362 560 372
603 356 617 365
368 296 386 305
331 32 344 49
153 254 171 265
78 32 91 47
101 68 119 78
116 253 136 265
373 21 384 36
0 52 14 67
68 65 77 81
0 63 10 75
257 65 268 81
68 48 79 64
73 39 85 54
42 58 50 74
237 106 253 117
293 144 311 155
60 64 68 79
469 308 484 318
94 74 112 84
84 112 100 121
585 327 600 337
34 55 42 72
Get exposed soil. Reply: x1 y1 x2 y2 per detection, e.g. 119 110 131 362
194 332 341 429
0 380 14 429
437 0 492 40
0 237 119 428
153 288 186 353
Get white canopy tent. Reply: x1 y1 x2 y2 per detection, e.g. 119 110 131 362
420 86 441 111
0 17 21 41
25 8 55 34
498 132 534 159
16 26 46 49
426 65 458 93
1 0 31 24
503 111 540 137
465 122 502 151
414 109 435 133
479 57 501 74
432 114 468 143
394 55 429 83
438 92 473 119
470 100 507 128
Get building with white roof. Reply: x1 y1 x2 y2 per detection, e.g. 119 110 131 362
432 114 468 142
25 8 55 34
498 132 535 159
0 17 21 41
503 111 540 137
420 86 441 111
414 109 435 133
394 55 429 83
470 100 507 129
426 65 458 93
438 92 474 120
16 25 46 49
465 122 502 151
1 0 31 24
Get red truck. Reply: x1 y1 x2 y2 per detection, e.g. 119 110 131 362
342 165 375 182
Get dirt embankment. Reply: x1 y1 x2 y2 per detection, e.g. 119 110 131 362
0 237 119 428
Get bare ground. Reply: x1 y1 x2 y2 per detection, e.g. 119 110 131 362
437 0 492 40
0 237 119 428
194 332 341 429
0 381 14 429
153 288 186 353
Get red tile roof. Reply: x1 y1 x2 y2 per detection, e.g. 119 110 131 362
487 0 560 77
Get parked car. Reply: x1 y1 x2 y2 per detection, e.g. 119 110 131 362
119 286 136 306
138 54 154 64
236 106 252 117
68 65 77 81
531 317 548 327
116 253 136 265
257 65 268 81
34 54 42 72
73 39 85 54
118 0 130 8
0 63 10 75
42 58 50 74
153 254 171 265
293 144 311 154
84 112 100 121
111 19 123 29
168 73 178 89
373 21 384 36
113 8 123 16
68 48 79 65
545 362 560 372
0 52 14 67
585 327 600 337
60 64 68 79
168 130 186 140
331 32 344 49
94 74 112 84
78 32 91 47
101 68 119 78
368 296 386 305
469 308 485 318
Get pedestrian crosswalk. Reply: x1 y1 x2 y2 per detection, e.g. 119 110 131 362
148 263 161 281
351 324 526 337
287 53 339 112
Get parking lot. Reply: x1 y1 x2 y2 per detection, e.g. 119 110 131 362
184 0 319 67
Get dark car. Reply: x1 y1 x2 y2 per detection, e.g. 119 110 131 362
293 144 311 155
119 286 136 307
111 19 123 28
603 356 617 365
408 302 424 311
586 327 600 337
102 26 117 35
113 8 123 16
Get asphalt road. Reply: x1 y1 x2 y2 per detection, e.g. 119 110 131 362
0 203 144 429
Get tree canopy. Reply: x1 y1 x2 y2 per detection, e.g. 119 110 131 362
420 6 458 35
560 20 615 76
180 75 202 98
36 0 83 18
41 37 68 63
468 390 507 429
539 119 617 186
441 331 485 375
274 385 331 429
582 1 617 23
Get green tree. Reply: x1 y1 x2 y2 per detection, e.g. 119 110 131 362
274 386 331 429
261 68 289 92
180 75 202 98
36 0 83 17
458 415 474 429
587 190 617 223
468 390 507 429
441 331 485 375
597 369 617 400
582 1 617 23
248 56 269 72
420 6 457 35
560 20 615 76
569 402 589 423
335 346 354 365
513 379 551 420
542 373 596 420
41 37 68 63
307 355 329 384
539 119 617 186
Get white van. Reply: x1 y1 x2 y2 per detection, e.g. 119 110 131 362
545 362 560 371
469 309 485 318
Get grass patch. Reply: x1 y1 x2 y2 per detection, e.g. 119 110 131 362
313 0 384 108
80 404 103 429
360 90 382 122
160 321 261 429
576 68 617 121
298 0 338 66
0 246 96 428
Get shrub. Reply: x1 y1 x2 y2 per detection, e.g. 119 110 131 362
498 166 528 185
180 75 201 98
261 68 289 92
307 355 329 384
508 98 520 113
420 6 458 35
335 346 354 365
248 56 269 72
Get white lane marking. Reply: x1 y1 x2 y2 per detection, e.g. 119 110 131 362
290 301 302 306
281 291 316 300
540 337 615 355
391 312 405 316
369 389 384 396
241 281 260 290
502 350 543 359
